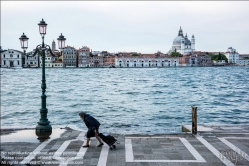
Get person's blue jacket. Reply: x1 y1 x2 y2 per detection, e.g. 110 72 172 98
83 114 100 130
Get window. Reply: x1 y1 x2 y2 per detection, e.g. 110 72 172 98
4 61 5 65
10 54 13 58
3 54 5 58
18 55 19 58
18 61 19 65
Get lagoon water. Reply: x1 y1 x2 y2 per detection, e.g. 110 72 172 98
1 67 249 134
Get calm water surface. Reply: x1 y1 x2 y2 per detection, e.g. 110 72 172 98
1 67 249 134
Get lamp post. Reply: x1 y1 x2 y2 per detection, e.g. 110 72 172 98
19 19 66 137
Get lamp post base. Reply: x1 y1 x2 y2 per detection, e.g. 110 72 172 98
36 124 52 142
36 124 52 133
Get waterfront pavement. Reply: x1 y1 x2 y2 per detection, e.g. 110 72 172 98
1 125 249 166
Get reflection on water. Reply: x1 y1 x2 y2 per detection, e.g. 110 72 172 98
1 128 65 143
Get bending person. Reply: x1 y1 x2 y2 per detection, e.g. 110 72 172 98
79 112 103 148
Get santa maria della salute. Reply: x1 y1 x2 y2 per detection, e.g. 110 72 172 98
168 27 195 55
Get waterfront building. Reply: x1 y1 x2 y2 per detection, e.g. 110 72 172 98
86 55 104 67
192 52 212 66
78 46 90 67
115 52 179 67
168 27 195 55
62 46 77 67
52 59 63 68
179 55 191 66
40 52 56 68
179 52 211 67
24 49 40 67
224 47 239 64
103 55 115 67
1 49 24 68
235 54 249 66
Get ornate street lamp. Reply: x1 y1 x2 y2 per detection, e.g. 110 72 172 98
57 33 66 50
19 19 66 138
57 33 66 57
19 33 29 50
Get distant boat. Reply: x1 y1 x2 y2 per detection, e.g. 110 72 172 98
109 65 116 68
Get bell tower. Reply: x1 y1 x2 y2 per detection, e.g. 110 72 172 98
191 35 195 51
52 40 56 52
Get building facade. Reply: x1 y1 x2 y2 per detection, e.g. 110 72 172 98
225 47 239 64
24 49 40 67
40 52 56 68
168 27 195 55
235 54 249 66
86 55 104 67
78 46 90 67
179 52 212 67
1 49 24 68
115 53 179 67
103 55 115 67
62 46 77 67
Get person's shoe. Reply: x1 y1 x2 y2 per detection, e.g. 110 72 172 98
82 145 89 148
97 143 104 147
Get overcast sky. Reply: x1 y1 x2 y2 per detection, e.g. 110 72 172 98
1 1 249 54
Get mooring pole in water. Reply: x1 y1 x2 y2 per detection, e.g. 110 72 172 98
192 106 197 134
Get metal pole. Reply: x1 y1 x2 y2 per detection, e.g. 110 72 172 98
36 36 52 134
192 106 197 134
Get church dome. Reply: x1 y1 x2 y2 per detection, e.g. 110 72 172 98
184 34 191 46
173 27 184 46
173 36 183 46
185 38 191 46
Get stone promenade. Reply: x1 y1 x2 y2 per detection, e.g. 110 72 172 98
1 125 249 166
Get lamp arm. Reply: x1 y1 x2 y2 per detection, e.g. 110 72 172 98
24 44 43 57
45 44 55 57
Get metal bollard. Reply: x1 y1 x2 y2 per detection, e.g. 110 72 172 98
192 106 197 134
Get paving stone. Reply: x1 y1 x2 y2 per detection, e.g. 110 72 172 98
1 126 249 166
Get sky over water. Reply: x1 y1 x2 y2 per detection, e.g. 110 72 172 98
1 1 249 53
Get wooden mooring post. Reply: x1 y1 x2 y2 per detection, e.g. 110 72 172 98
192 106 197 134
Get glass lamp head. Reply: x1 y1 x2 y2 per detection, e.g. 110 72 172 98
38 18 47 36
57 33 66 49
19 33 29 50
